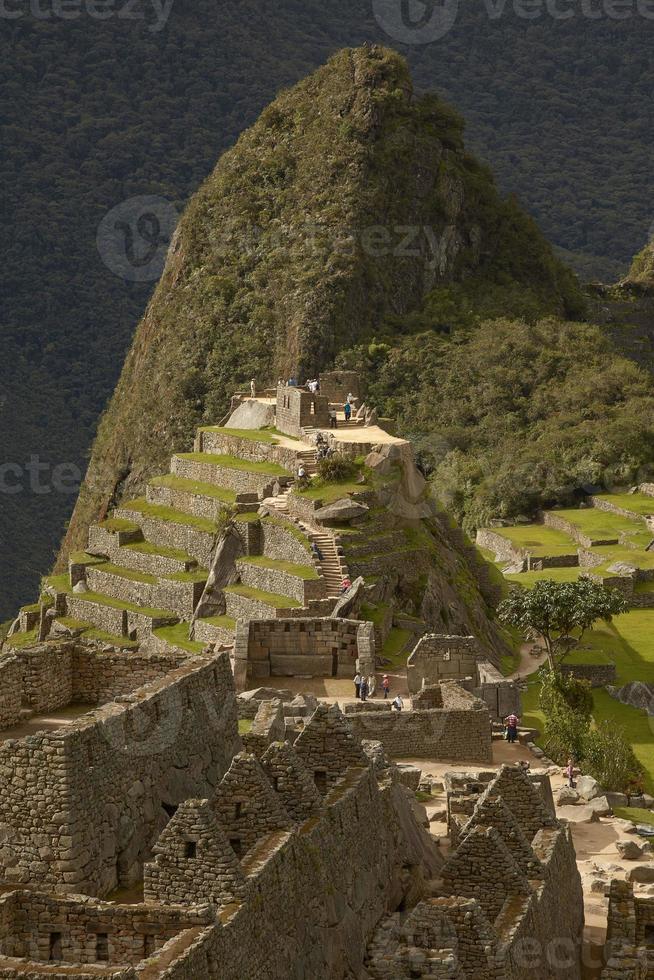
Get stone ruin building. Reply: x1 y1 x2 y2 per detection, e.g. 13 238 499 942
0 377 594 975
406 634 521 721
602 879 654 978
0 628 587 977
367 765 584 979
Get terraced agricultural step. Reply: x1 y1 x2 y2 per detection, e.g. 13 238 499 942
193 615 237 646
87 518 143 555
115 541 198 577
85 563 206 619
114 499 219 566
147 474 237 522
224 584 302 620
171 453 291 495
236 556 325 605
65 592 178 640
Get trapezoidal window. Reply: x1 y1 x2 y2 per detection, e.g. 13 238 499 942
230 838 243 858
184 840 197 859
314 770 328 795
96 933 109 962
48 932 62 962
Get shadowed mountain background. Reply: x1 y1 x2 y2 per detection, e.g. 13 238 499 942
1 1 653 615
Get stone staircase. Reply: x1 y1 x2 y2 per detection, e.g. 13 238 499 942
304 527 348 597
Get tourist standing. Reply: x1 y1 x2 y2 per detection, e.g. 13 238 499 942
340 576 351 594
311 541 324 561
392 694 403 712
250 379 256 398
354 672 361 699
367 674 376 697
382 674 390 699
344 401 352 423
329 410 337 429
504 712 519 744
359 677 368 702
565 757 576 789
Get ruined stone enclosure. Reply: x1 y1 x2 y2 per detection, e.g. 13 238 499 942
0 642 240 898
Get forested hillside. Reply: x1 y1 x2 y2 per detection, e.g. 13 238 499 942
1 0 653 616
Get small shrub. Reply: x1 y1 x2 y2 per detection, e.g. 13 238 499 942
582 722 643 793
316 453 356 483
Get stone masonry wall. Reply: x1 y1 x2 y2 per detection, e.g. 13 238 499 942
171 456 281 495
560 663 617 687
0 656 23 729
406 634 481 694
16 644 74 713
259 519 314 567
0 890 211 967
72 648 187 704
235 559 324 605
0 651 241 898
348 699 492 763
233 618 375 689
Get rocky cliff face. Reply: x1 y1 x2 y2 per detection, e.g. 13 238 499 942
59 44 580 566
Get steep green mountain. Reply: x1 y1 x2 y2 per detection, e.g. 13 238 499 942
2 2 653 615
57 45 582 568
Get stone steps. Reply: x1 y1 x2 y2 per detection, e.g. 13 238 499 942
85 564 205 620
114 501 218 567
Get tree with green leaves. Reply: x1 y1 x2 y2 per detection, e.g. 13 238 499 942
498 577 628 671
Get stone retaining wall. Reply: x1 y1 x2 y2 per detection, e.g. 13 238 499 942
476 528 527 566
560 662 617 687
196 430 299 474
260 519 313 566
406 634 481 693
236 560 324 605
171 456 284 495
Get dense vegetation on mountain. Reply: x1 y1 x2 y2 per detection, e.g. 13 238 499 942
1 1 652 614
337 317 654 532
57 45 583 570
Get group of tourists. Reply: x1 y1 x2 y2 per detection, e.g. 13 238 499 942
353 672 402 709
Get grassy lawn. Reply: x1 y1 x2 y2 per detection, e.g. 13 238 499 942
149 474 237 503
119 498 217 534
493 524 578 557
153 622 205 654
224 584 301 609
360 602 389 628
199 425 277 444
122 540 195 562
593 493 654 517
613 806 654 826
4 628 38 649
197 615 236 629
238 556 319 580
97 517 141 533
586 543 654 576
592 689 654 793
92 562 158 585
381 627 413 667
565 610 654 685
69 552 105 567
176 452 290 477
553 507 640 542
505 567 583 588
